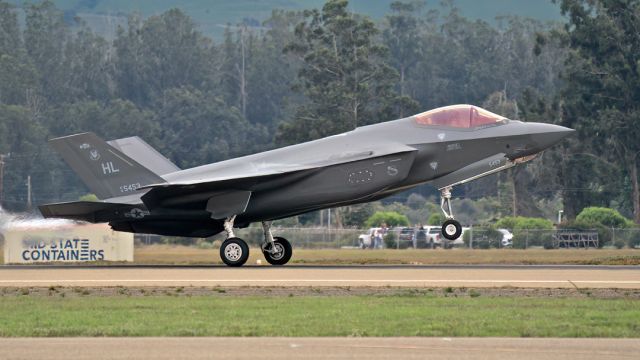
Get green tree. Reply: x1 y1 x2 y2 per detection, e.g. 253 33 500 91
427 213 445 226
383 1 424 116
246 10 301 129
365 211 409 228
277 0 405 145
65 25 111 101
0 1 21 56
24 1 69 104
0 53 38 106
342 203 375 227
576 207 632 228
496 216 554 248
0 105 48 211
558 0 640 223
219 26 245 116
0 1 37 106
113 9 214 106
516 87 610 221
154 87 267 168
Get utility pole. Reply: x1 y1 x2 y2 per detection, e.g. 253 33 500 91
26 175 32 210
327 208 332 244
0 154 7 208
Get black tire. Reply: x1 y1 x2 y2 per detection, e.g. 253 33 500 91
220 237 249 267
441 219 462 240
262 237 292 266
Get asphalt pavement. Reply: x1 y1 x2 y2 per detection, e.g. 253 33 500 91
1 337 638 360
0 265 638 288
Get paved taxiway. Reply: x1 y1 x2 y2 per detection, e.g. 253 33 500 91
1 337 638 360
0 265 638 288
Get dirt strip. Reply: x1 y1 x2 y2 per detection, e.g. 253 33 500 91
2 286 639 299
1 337 639 360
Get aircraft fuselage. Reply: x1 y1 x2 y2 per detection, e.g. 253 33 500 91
106 116 572 237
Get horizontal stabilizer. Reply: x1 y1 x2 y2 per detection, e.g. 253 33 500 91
107 136 180 175
39 201 125 223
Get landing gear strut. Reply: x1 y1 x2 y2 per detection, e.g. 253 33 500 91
261 221 292 266
219 215 250 267
440 187 462 241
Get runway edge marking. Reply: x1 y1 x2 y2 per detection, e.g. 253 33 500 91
1 279 639 284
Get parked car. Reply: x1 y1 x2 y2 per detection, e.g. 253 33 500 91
358 227 380 249
451 227 469 247
414 227 428 248
498 229 514 247
412 226 440 248
396 227 416 249
426 226 442 247
421 225 467 248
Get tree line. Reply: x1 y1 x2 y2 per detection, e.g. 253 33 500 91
0 0 638 227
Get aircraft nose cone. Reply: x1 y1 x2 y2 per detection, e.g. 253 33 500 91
529 123 575 150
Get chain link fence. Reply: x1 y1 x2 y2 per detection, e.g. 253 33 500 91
464 228 555 249
235 227 363 249
137 226 640 249
464 227 640 249
609 228 640 249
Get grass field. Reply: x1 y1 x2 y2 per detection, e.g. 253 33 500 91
1 244 637 265
133 246 640 265
0 292 637 337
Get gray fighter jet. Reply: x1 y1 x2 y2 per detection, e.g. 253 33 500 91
39 104 573 266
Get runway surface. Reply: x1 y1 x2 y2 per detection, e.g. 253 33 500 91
0 265 638 288
1 337 638 359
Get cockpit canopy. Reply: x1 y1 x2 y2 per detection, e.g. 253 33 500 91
414 105 506 128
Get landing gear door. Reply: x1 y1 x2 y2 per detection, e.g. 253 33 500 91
430 153 513 190
206 190 252 220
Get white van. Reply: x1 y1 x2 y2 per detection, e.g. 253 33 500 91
358 227 381 249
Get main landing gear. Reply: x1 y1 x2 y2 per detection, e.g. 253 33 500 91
218 216 292 267
220 215 250 267
440 186 462 241
260 221 292 266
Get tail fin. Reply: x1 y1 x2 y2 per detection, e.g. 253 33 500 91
50 132 166 199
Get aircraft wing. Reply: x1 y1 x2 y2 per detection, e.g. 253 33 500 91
140 143 418 213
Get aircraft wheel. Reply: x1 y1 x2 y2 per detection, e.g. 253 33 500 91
441 219 462 240
263 237 292 266
220 237 249 267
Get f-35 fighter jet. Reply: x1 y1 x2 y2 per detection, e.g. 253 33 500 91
40 105 573 266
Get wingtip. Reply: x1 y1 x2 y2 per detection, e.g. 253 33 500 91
48 132 95 142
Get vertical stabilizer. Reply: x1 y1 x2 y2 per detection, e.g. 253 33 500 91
50 133 166 199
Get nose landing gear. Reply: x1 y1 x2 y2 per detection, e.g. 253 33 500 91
440 187 462 240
